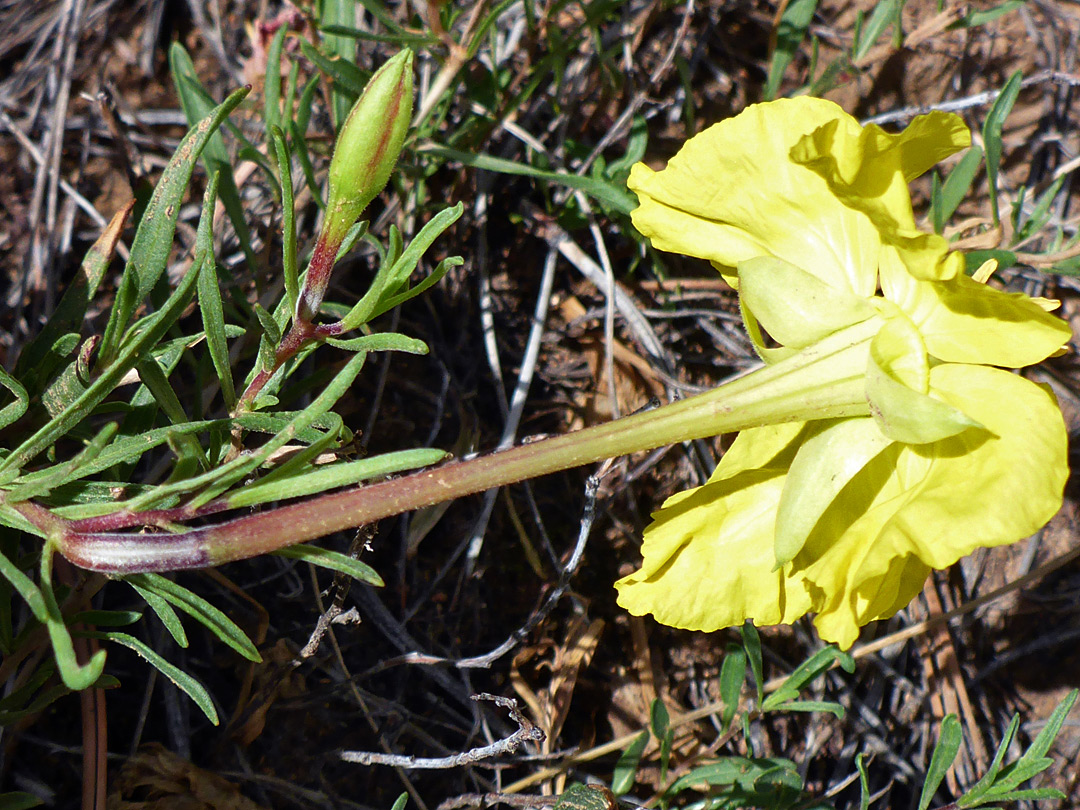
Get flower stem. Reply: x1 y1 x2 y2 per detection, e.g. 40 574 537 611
45 319 879 573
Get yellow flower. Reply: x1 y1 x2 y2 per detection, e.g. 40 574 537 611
616 98 1071 648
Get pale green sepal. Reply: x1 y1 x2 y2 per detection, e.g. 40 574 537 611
866 312 981 444
774 417 893 566
738 256 876 349
739 296 797 364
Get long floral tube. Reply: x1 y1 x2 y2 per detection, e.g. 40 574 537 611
35 318 883 573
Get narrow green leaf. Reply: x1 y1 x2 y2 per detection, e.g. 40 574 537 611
324 333 428 354
263 24 288 130
740 621 764 706
98 86 248 365
765 0 818 100
855 753 871 810
420 145 637 214
766 699 845 718
187 349 369 509
1015 175 1067 243
274 545 384 586
918 714 962 810
197 256 236 408
0 549 47 623
336 204 464 331
299 38 367 99
226 447 447 509
364 256 463 323
88 630 219 725
612 729 649 796
853 0 899 60
126 579 189 648
935 146 984 233
170 44 258 276
6 423 118 503
0 169 223 478
389 793 409 810
271 126 300 314
650 697 670 739
719 642 747 730
965 249 1017 274
982 71 1023 226
0 366 28 432
320 23 438 47
950 0 1025 28
254 304 283 350
40 546 107 690
959 713 1017 805
124 573 260 662
762 646 854 711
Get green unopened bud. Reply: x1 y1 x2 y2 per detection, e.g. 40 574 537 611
297 49 414 323
325 49 414 242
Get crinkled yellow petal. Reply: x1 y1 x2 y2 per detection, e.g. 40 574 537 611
880 250 1072 367
794 363 1066 647
738 256 876 349
615 422 813 630
791 111 969 282
614 470 814 632
628 98 880 296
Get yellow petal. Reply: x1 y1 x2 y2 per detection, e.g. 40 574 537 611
615 469 815 632
628 98 880 296
795 364 1067 646
791 111 969 281
615 423 813 630
880 249 1072 367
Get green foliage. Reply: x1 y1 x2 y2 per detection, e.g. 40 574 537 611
0 30 460 726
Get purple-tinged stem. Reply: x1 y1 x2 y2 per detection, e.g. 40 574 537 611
42 319 880 573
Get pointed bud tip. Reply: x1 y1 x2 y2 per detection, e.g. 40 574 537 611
323 49 415 241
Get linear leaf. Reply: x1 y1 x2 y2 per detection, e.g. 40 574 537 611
98 86 248 365
226 448 447 509
88 630 219 725
124 573 260 662
274 545 384 586
765 0 818 100
271 126 300 313
919 714 962 810
197 252 235 408
336 204 464 331
126 579 189 648
612 729 649 796
982 71 1022 226
420 145 636 214
0 172 223 477
0 366 28 432
40 546 107 690
170 43 258 274
719 642 747 730
935 146 983 233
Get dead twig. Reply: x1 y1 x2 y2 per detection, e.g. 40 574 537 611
341 694 544 768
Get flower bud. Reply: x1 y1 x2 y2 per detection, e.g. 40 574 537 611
297 49 413 323
324 49 414 244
